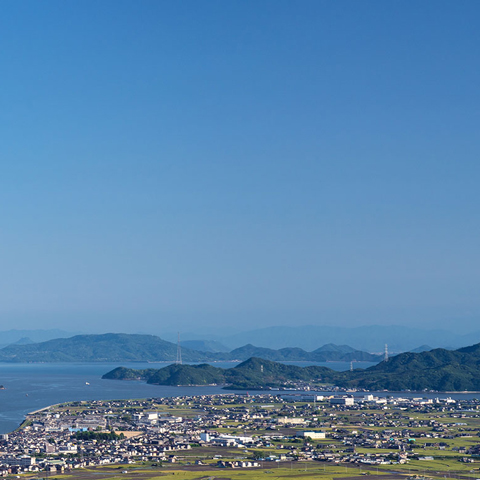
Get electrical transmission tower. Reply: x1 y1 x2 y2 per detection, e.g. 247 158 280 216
176 332 182 365
384 344 388 362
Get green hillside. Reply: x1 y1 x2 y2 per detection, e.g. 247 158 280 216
103 343 480 391
103 363 226 385
347 344 480 390
225 357 337 389
0 333 210 363
0 333 381 363
103 357 338 388
219 343 381 362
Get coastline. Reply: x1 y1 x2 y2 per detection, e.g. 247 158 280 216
11 388 480 435
27 403 62 416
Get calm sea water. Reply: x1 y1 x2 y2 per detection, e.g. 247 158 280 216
0 361 476 435
0 361 369 433
0 362 237 434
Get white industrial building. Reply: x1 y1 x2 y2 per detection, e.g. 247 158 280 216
298 431 326 439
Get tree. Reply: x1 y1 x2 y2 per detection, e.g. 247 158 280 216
252 451 263 460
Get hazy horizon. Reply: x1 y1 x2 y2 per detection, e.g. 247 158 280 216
1 1 479 336
1 314 480 339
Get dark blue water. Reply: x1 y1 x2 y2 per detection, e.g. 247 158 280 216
0 360 371 433
1 361 476 435
0 362 231 434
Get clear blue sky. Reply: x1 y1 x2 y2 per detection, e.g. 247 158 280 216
1 1 479 335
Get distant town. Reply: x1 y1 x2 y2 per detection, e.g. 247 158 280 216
1 392 480 479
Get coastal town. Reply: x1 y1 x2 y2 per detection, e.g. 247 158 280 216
1 393 480 479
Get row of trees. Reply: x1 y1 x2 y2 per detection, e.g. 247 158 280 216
74 431 124 441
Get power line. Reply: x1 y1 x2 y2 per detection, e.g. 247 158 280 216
176 332 182 365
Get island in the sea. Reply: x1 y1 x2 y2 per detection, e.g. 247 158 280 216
103 342 480 391
0 333 382 363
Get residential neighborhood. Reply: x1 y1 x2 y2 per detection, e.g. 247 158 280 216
0 393 479 477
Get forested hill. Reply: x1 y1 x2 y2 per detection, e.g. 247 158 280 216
0 333 381 363
103 357 338 388
103 343 480 391
345 343 480 391
0 333 210 363
221 343 381 362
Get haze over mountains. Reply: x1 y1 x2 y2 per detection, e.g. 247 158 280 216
0 333 381 363
224 343 381 362
104 342 480 391
0 324 479 361
0 329 81 349
181 340 230 353
0 334 206 363
1 324 478 354
2 328 480 391
178 325 480 352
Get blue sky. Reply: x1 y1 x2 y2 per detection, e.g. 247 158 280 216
1 1 479 335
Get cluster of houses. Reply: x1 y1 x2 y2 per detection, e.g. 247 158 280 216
0 393 478 475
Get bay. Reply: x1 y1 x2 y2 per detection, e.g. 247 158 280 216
0 360 373 433
4 360 475 435
0 362 227 434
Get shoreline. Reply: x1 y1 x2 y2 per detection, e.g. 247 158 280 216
22 387 480 420
27 403 62 416
10 387 480 435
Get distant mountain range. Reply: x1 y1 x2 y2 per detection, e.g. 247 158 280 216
0 329 80 349
0 333 381 363
218 343 382 362
211 325 479 352
104 342 480 391
0 333 209 363
181 340 230 353
1 324 476 356
3 330 479 373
